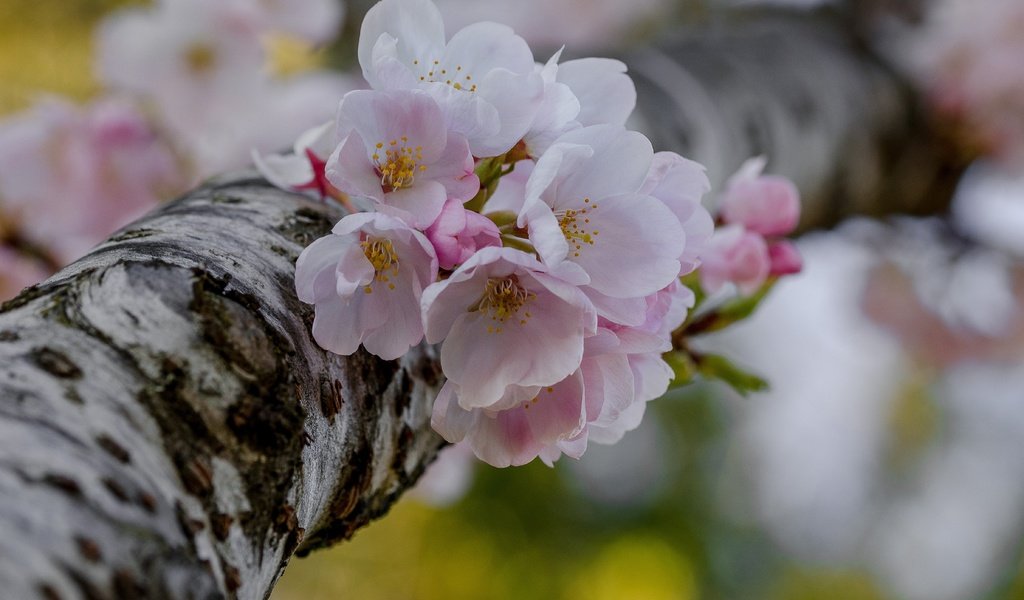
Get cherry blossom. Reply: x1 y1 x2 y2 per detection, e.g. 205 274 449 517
229 0 346 43
719 156 801 237
521 53 638 158
519 125 685 300
640 151 714 275
357 0 545 157
431 371 586 467
699 224 772 295
424 199 502 270
422 247 596 409
295 212 438 360
327 89 478 227
253 121 337 199
0 97 185 264
768 240 804 276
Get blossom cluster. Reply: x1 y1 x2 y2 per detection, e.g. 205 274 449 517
273 0 725 468
700 157 802 295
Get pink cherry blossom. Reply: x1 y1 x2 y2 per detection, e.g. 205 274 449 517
719 156 801 237
421 246 596 409
431 371 586 467
520 53 637 159
228 0 346 43
519 125 685 300
425 199 502 270
0 97 185 264
538 321 676 465
640 151 714 275
904 0 1024 165
253 121 338 199
98 0 353 177
327 89 478 228
97 0 266 138
557 57 636 128
358 0 545 157
520 50 581 159
295 212 438 360
699 224 771 295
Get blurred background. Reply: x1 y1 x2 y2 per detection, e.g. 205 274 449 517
3 0 1024 598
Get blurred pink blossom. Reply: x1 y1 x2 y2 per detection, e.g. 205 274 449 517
0 97 185 265
906 0 1024 165
719 156 801 236
768 240 803 276
699 224 771 295
98 0 355 177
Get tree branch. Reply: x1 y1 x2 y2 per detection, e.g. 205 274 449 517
0 175 445 599
0 12 968 600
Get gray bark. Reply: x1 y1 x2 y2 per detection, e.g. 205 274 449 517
0 12 966 600
0 175 445 599
625 12 964 230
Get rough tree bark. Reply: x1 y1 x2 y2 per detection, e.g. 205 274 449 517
0 175 445 599
0 13 963 600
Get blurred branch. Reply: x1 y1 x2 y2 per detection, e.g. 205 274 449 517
625 11 964 231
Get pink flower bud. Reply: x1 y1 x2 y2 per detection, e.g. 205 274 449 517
768 240 803 277
425 200 502 270
719 158 801 237
699 225 771 295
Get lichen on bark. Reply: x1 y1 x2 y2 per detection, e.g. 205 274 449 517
0 175 445 599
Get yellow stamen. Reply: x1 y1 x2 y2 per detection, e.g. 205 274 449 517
360 238 400 293
472 276 536 332
372 139 425 192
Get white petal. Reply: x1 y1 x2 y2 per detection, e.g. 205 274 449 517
558 58 636 126
253 150 313 191
443 22 535 79
295 234 352 303
311 294 364 356
473 69 545 156
325 132 384 202
568 193 684 298
358 0 445 85
552 125 653 202
379 179 448 229
431 382 477 442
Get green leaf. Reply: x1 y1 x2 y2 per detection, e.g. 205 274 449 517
664 350 697 389
694 353 769 396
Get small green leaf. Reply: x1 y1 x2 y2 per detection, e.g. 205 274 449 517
664 350 697 389
695 353 769 396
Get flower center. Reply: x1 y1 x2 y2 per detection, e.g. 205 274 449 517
372 137 426 192
472 276 535 334
360 238 399 294
412 59 478 92
557 198 600 258
184 43 217 74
